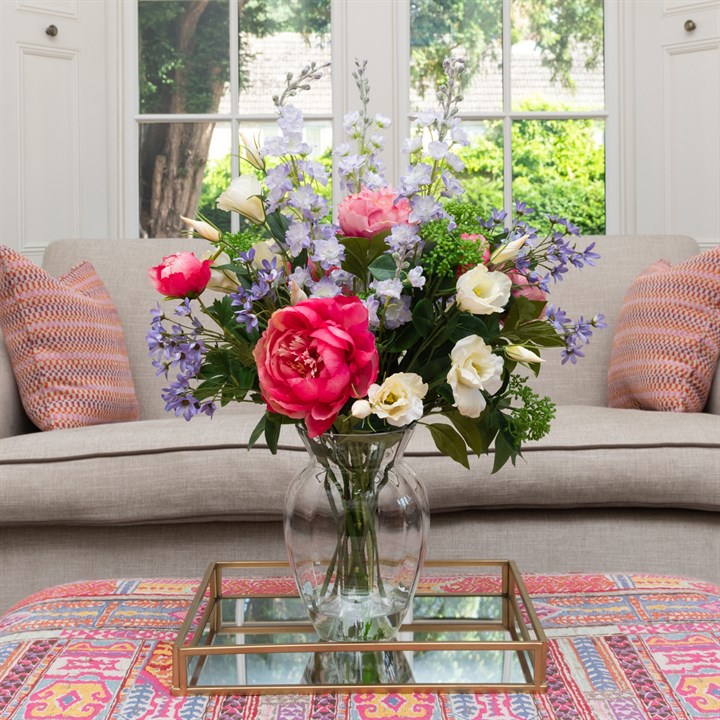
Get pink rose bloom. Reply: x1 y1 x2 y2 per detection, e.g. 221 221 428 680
149 252 211 298
507 269 548 304
338 187 411 238
253 296 379 437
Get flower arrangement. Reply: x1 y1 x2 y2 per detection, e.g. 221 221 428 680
148 58 604 473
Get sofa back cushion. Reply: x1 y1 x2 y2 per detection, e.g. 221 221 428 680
0 246 140 430
607 247 720 412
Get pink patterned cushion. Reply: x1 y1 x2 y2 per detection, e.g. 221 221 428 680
608 247 720 412
0 246 140 430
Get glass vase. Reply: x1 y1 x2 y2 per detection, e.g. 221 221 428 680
284 427 429 642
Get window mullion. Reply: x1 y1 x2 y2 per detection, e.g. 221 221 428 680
502 0 513 219
229 0 240 234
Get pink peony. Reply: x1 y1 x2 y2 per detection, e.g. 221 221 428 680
253 296 379 437
507 269 548 304
149 252 211 298
338 187 411 238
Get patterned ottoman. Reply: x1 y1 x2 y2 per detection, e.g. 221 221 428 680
0 574 718 720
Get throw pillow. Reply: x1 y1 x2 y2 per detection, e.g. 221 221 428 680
0 246 140 430
607 246 720 412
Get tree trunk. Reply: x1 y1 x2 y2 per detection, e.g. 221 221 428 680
140 0 226 238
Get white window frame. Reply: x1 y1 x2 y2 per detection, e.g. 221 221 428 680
121 0 620 237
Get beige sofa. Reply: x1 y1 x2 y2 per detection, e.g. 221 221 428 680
1 235 719 613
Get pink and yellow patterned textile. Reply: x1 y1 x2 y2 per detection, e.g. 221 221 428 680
607 246 720 412
0 246 139 430
1 574 719 720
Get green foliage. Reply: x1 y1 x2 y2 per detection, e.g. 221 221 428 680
199 154 232 233
504 375 556 444
456 101 606 235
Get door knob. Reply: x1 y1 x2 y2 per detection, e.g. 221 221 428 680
45 24 58 37
684 19 696 32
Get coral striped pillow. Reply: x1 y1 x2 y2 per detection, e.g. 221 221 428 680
0 246 140 430
607 246 720 412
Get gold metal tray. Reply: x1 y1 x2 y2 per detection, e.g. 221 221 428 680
172 560 547 695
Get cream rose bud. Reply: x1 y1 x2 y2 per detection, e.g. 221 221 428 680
239 131 264 171
489 234 528 265
447 335 504 418
180 216 221 242
505 344 544 364
351 399 373 419
456 264 512 315
203 251 240 294
217 174 266 225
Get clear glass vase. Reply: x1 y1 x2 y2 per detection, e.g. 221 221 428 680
284 427 429 642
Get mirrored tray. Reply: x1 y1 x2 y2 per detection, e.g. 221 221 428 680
172 560 547 695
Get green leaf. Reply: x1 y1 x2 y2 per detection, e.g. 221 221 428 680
412 298 434 337
247 414 266 451
505 320 565 348
264 412 283 454
492 429 514 474
446 411 490 456
368 253 396 281
266 211 289 243
339 235 388 282
426 423 470 469
388 323 421 353
452 313 496 343
503 296 546 331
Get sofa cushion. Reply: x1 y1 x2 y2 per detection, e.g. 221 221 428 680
0 247 139 430
608 247 720 412
1 405 717 526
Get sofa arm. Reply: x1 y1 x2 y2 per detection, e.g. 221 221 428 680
0 334 33 438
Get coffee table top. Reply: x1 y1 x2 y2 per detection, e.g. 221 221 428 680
1 573 718 719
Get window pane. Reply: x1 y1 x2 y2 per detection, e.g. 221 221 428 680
237 0 331 115
511 0 604 112
512 119 605 234
410 0 503 113
138 0 229 115
139 122 230 237
456 121 503 214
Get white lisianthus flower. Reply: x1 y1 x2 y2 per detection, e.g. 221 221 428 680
456 264 512 315
505 344 544 365
447 335 504 418
489 235 529 265
352 372 428 427
180 216 221 242
217 175 266 225
203 251 240 294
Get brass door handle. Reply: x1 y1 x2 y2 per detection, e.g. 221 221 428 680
684 19 696 32
45 24 58 37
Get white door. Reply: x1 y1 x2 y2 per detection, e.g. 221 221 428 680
0 0 112 263
633 0 720 249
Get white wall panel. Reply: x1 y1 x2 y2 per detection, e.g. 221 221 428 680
665 42 720 242
18 46 80 255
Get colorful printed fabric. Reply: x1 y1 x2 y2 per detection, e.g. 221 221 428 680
0 246 139 430
607 246 720 412
1 574 719 719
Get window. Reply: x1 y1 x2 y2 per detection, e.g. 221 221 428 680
132 0 609 237
409 0 606 233
136 0 331 238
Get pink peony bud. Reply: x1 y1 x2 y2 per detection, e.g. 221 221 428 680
148 252 211 298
